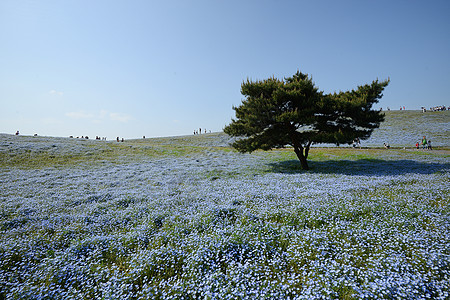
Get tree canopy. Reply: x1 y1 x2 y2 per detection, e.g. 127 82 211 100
224 71 389 170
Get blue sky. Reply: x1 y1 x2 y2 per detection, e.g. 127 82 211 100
1 0 449 139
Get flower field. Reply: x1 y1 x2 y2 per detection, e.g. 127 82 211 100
1 114 449 299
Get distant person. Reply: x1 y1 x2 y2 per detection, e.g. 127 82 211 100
428 140 432 150
15 130 19 135
415 142 419 149
422 136 427 149
117 137 120 142
383 142 390 149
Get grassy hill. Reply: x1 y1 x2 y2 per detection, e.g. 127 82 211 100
365 110 449 148
0 114 449 299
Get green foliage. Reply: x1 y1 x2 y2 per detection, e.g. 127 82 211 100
224 70 389 169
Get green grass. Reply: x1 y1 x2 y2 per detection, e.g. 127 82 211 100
2 131 448 170
0 135 229 169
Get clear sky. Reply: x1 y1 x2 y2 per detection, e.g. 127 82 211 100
1 0 449 139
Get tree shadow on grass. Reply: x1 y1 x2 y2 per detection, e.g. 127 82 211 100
267 159 450 176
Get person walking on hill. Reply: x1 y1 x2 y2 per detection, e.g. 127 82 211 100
353 138 361 148
422 136 427 149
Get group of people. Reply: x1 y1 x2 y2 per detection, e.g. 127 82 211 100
193 128 211 135
423 105 447 112
70 136 106 140
416 136 432 150
432 105 447 111
354 136 434 150
69 136 109 141
17 132 127 142
383 136 433 150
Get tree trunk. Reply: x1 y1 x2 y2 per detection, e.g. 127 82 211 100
293 143 309 170
304 141 312 159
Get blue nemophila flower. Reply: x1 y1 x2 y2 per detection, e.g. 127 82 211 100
0 133 448 299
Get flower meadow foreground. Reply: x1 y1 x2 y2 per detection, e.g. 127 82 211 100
0 133 449 299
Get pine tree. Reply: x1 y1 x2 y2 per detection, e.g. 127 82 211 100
224 71 389 170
